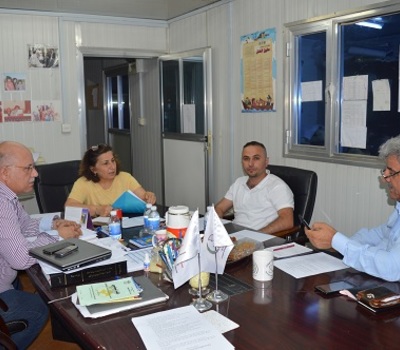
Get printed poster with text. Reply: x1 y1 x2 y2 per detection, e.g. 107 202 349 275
241 28 276 113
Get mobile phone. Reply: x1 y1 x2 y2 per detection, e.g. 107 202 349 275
315 280 355 295
43 241 74 255
298 214 311 230
54 245 78 258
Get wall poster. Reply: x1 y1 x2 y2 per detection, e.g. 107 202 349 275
241 28 276 113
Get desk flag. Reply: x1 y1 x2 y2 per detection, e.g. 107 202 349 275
201 206 234 274
172 210 201 289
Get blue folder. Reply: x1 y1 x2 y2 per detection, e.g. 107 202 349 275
112 190 146 214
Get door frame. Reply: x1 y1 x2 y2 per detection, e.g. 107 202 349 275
159 47 213 212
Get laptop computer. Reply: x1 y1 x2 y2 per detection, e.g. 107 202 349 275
29 238 112 272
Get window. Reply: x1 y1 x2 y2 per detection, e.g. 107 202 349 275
285 3 400 167
105 66 130 131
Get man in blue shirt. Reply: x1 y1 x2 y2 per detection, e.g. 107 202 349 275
306 135 400 282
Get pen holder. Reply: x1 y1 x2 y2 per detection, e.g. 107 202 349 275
158 238 182 282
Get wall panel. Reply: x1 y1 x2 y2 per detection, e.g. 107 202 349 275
170 0 394 236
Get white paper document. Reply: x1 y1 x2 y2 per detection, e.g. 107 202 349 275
274 252 348 279
230 229 274 242
264 242 313 259
131 305 234 350
372 79 391 111
301 80 322 102
202 310 239 334
122 216 144 228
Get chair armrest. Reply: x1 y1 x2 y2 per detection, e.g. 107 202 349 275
223 213 235 221
272 225 301 238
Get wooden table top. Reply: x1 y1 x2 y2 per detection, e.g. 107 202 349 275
27 225 400 350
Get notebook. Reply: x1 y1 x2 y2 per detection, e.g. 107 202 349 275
83 276 169 317
29 238 112 272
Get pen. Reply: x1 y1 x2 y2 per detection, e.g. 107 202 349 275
273 244 295 251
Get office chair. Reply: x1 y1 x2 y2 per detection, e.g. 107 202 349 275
0 298 28 350
34 160 81 213
223 165 318 243
267 165 318 242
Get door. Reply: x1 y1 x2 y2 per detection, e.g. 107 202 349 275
159 48 212 214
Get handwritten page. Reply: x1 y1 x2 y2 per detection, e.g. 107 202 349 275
264 242 313 259
131 305 234 350
372 79 390 111
230 229 274 242
274 252 348 279
342 75 368 100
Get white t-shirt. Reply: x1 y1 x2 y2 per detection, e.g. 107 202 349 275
224 171 294 230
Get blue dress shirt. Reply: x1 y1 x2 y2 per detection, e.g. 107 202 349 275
332 202 400 281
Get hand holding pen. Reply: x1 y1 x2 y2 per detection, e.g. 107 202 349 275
304 222 337 250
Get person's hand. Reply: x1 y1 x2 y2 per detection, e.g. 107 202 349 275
144 191 156 205
56 220 82 239
95 205 113 217
304 222 337 250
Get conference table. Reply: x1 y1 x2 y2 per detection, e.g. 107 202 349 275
26 223 400 349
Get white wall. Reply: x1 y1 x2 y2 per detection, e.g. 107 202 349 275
1 1 395 235
170 0 392 236
0 11 168 212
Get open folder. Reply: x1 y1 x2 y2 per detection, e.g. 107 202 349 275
112 190 146 214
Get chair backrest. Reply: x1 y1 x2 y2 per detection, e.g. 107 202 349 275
34 160 81 213
268 165 318 226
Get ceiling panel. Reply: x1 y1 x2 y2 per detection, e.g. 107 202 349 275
0 0 223 20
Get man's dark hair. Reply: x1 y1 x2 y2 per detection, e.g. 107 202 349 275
243 141 267 156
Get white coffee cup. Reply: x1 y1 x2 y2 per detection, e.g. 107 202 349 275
152 229 168 247
252 250 274 281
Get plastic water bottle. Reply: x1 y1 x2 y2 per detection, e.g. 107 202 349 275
204 206 212 231
143 203 152 229
108 210 122 240
148 206 160 232
139 203 152 236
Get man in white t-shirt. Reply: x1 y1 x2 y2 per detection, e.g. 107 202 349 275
215 141 294 234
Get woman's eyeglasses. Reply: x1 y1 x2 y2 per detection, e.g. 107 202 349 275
90 144 108 152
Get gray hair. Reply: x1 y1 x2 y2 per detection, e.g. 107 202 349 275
378 135 400 161
0 141 21 168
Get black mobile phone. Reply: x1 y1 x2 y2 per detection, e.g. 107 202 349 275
43 241 74 255
315 281 355 295
54 245 78 258
298 214 311 230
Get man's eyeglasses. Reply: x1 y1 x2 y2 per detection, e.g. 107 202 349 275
12 164 36 173
381 168 400 179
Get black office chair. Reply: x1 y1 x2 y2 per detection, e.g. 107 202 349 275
268 165 318 242
0 298 28 350
33 160 81 213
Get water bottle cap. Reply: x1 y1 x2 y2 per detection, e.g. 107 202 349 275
110 210 117 216
151 205 157 210
146 203 152 208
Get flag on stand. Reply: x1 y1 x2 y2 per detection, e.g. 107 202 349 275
201 206 234 274
172 210 201 289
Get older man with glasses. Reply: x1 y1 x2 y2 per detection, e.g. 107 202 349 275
0 141 81 349
306 135 400 282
